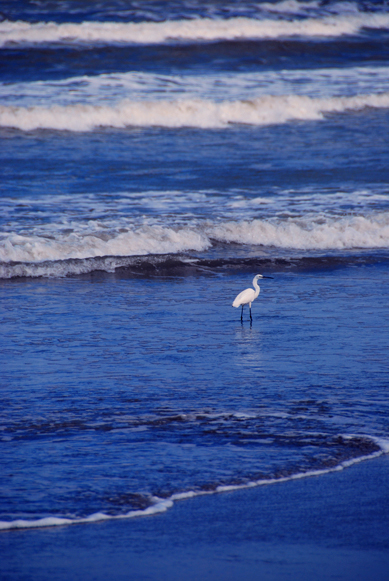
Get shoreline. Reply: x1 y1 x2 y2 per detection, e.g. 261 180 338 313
1 441 386 532
1 453 388 581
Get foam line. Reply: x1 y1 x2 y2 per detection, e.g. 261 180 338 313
0 500 173 531
0 226 211 264
1 92 389 131
0 437 387 531
1 13 389 47
1 213 389 277
207 213 389 251
3 66 389 110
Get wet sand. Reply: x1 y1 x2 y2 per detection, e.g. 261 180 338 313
1 454 388 581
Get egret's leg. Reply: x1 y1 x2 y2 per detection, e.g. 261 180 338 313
249 307 252 321
241 305 244 321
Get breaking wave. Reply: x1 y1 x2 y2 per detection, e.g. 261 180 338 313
1 213 389 278
1 92 389 131
1 13 389 48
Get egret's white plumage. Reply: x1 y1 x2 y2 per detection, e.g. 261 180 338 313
232 274 271 321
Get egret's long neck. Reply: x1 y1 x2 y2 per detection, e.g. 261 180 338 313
252 277 260 299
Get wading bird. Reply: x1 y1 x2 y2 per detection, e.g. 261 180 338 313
232 274 273 321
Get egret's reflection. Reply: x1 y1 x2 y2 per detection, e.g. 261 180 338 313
235 320 260 340
234 320 262 368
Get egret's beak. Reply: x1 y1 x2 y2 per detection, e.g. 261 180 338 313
262 276 274 279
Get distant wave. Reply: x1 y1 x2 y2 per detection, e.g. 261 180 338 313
1 92 389 131
3 66 389 109
1 13 389 48
208 214 389 249
1 213 389 278
0 226 210 264
0 435 387 530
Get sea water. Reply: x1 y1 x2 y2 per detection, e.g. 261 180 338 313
1 0 389 530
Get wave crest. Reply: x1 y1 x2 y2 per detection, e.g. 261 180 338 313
0 226 210 264
1 13 389 47
1 214 389 278
209 214 389 250
1 93 389 131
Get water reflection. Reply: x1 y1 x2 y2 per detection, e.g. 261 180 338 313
234 320 262 369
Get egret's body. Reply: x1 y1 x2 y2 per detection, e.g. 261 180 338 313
232 274 272 321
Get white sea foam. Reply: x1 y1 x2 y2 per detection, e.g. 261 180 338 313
0 436 387 531
3 66 389 109
1 92 389 131
1 12 389 48
260 0 320 14
0 226 211 263
1 213 388 274
0 499 173 531
373 438 389 454
207 213 389 250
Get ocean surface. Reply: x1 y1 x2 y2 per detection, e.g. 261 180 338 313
1 0 389 532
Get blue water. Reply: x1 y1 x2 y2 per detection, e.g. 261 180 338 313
1 0 389 530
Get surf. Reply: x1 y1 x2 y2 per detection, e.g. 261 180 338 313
1 12 389 48
2 92 389 131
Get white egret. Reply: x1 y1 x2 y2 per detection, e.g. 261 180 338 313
232 274 273 321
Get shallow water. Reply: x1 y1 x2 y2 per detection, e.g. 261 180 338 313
1 262 389 526
1 0 389 530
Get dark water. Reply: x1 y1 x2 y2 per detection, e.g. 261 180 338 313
1 0 389 530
